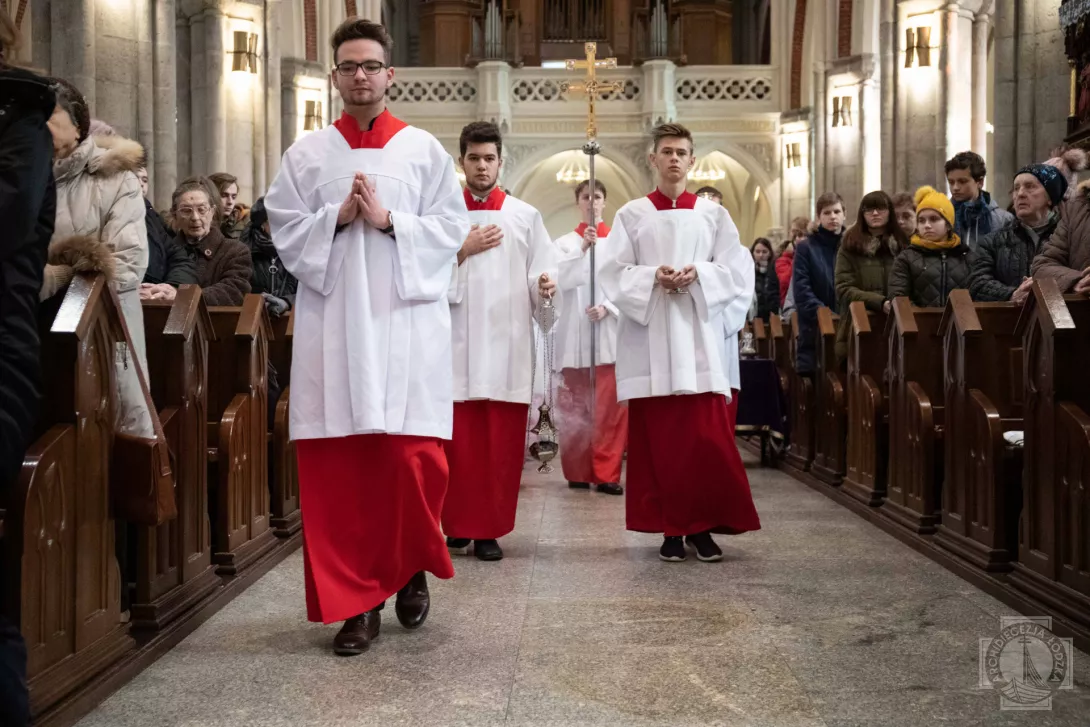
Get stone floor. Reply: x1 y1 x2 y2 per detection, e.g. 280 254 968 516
78 448 1090 727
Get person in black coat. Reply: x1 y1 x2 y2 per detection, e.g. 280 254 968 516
0 27 56 726
242 196 297 316
750 237 781 321
793 193 845 374
136 166 198 301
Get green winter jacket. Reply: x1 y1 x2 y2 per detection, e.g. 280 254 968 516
833 236 898 360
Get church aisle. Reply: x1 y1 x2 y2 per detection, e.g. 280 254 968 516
77 448 1090 727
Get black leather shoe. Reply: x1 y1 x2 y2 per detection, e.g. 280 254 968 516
446 536 471 555
568 481 591 489
595 483 624 495
333 608 381 656
474 539 504 561
395 571 430 630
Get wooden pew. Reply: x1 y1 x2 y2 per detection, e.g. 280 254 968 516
751 317 770 359
205 295 277 575
934 290 1024 572
1009 279 1090 632
268 311 300 537
811 307 846 485
882 298 945 534
131 288 220 630
1 275 134 717
783 311 815 471
842 302 889 506
768 315 790 395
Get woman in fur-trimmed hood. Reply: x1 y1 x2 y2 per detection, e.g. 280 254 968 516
43 78 154 437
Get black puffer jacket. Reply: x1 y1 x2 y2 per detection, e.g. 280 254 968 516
0 66 55 491
969 214 1059 302
889 241 972 308
754 264 780 320
242 197 297 307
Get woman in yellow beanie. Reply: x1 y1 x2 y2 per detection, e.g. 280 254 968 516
888 186 972 307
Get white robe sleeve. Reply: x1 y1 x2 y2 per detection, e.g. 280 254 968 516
600 211 661 326
527 211 562 324
265 153 345 296
689 206 753 324
448 257 467 304
557 237 589 291
388 149 470 302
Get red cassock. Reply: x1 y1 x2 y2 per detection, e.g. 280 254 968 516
296 434 455 625
558 364 628 484
441 400 529 540
625 391 761 537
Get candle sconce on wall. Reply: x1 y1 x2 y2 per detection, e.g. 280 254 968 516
904 25 932 68
832 95 853 127
785 142 803 169
230 31 259 74
304 100 324 131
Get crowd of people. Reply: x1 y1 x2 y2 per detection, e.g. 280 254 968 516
735 147 1090 373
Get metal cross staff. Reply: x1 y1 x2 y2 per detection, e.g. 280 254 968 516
561 42 623 421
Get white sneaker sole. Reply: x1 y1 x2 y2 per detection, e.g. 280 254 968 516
447 544 471 556
659 552 686 562
686 540 724 562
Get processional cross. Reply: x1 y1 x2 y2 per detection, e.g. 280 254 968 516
562 42 623 416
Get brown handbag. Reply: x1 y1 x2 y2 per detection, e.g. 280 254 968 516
109 291 178 526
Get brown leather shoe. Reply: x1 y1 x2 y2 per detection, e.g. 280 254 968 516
332 608 381 656
395 571 430 630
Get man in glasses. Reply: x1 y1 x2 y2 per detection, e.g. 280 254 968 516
265 18 469 657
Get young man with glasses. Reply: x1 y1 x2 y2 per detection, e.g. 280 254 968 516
264 18 470 657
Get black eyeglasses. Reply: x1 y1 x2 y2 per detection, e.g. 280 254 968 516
335 60 387 76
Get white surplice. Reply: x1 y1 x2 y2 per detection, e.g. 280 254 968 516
554 225 619 371
449 189 560 404
265 114 469 441
600 190 755 403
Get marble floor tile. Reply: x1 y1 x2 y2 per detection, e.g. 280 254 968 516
76 445 1090 727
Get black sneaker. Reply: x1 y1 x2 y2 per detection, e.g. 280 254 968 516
595 483 624 496
568 481 591 489
446 537 471 555
659 536 686 562
474 539 504 561
685 532 724 562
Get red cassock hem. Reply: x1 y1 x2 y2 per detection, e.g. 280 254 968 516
442 400 529 540
558 365 628 484
296 434 455 625
625 391 761 537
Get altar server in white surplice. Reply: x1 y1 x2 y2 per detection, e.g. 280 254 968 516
601 122 761 566
264 19 469 658
553 179 628 496
442 121 559 563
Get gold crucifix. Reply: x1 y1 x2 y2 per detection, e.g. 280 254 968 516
560 42 624 140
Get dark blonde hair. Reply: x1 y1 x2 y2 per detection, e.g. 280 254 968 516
815 192 844 217
650 122 693 152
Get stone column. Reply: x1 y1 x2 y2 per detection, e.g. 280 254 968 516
266 0 284 167
204 7 228 174
188 12 207 176
360 0 383 23
860 66 881 194
154 0 179 207
136 0 156 157
971 10 990 158
53 0 95 108
640 60 677 127
813 66 827 191
476 61 511 131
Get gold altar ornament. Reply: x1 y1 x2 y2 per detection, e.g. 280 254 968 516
560 42 624 141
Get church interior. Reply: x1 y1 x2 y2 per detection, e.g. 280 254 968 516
4 0 1090 725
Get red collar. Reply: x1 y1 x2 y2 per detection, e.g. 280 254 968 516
463 186 506 211
575 222 611 238
647 188 698 211
333 109 408 149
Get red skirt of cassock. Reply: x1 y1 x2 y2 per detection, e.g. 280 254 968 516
625 391 761 537
558 365 628 484
441 400 529 540
296 434 455 625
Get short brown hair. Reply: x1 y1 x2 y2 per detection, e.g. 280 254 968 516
459 120 502 159
891 192 914 209
574 179 606 201
945 151 986 182
650 122 693 152
208 172 239 196
331 18 393 64
815 192 844 217
789 216 811 237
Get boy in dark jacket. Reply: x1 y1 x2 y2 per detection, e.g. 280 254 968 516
793 192 844 374
889 186 971 308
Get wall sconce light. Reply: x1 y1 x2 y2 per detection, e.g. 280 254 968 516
832 95 853 127
786 142 802 169
230 31 259 74
304 100 324 131
904 26 932 68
